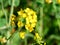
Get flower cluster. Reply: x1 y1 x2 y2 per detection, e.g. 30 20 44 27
10 8 46 45
10 8 37 39
11 8 37 32
34 33 46 45
10 14 16 26
34 33 42 44
24 8 37 32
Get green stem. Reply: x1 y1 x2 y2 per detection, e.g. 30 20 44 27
25 38 27 45
39 1 44 37
1 0 8 25
39 7 43 36
9 0 14 26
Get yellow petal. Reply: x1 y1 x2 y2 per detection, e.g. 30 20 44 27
19 32 25 39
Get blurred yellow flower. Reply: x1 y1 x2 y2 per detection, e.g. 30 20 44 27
44 42 46 45
30 19 37 23
28 15 32 20
17 9 24 15
25 24 34 32
24 8 31 13
1 37 7 43
34 33 42 41
57 0 60 4
45 0 52 4
19 32 25 39
24 8 36 15
28 26 34 32
31 23 36 27
17 8 37 32
11 14 16 21
11 21 15 26
26 17 30 24
17 21 24 27
22 13 27 18
32 14 37 19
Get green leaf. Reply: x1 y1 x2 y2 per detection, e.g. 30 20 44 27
49 35 60 40
8 0 12 5
10 32 21 45
14 0 20 7
0 18 6 27
58 43 60 45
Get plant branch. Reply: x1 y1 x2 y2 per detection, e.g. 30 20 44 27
39 0 44 37
9 0 14 26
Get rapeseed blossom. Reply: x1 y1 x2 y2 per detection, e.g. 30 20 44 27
34 33 42 41
11 14 16 26
17 8 37 32
19 32 25 39
57 0 60 4
17 21 24 28
34 33 42 44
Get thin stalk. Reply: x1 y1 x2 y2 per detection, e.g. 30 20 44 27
9 0 14 26
1 0 8 25
39 7 43 37
7 0 14 45
25 38 27 45
39 0 44 37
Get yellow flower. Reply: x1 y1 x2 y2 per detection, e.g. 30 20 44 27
22 13 27 18
17 8 37 32
25 24 34 32
11 17 15 21
28 26 34 32
11 14 16 21
31 22 36 27
17 9 24 15
19 32 25 39
35 33 40 39
57 0 60 4
1 37 7 43
11 14 16 17
11 21 15 26
26 17 30 24
32 14 37 19
25 24 30 30
17 21 24 27
29 14 37 23
30 19 37 23
29 10 36 15
24 8 35 15
24 8 31 13
34 33 42 41
44 42 46 45
45 0 52 4
28 15 32 20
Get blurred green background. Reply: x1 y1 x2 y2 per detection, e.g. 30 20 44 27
0 0 60 45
